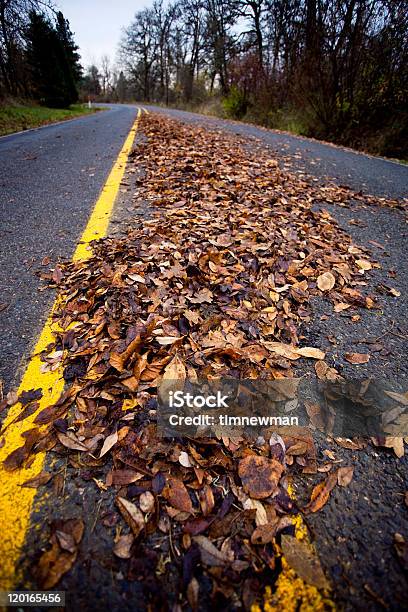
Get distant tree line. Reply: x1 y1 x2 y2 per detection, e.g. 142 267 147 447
80 59 130 105
0 0 82 107
119 0 407 157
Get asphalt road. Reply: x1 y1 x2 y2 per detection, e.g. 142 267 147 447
142 107 408 612
1 105 407 610
145 105 408 200
0 104 138 393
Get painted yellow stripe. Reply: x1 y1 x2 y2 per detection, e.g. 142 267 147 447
252 483 336 611
0 108 141 591
73 109 141 261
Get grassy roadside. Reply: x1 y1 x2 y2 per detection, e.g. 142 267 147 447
0 103 102 137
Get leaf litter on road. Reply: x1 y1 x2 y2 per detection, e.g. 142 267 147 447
5 113 407 608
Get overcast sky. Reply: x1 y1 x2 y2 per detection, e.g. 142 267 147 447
55 0 152 69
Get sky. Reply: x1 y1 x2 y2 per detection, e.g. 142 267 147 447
55 0 152 69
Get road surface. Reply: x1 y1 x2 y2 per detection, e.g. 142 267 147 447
0 104 407 611
145 105 408 200
0 105 138 392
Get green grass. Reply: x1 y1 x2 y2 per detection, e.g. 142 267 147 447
0 103 101 136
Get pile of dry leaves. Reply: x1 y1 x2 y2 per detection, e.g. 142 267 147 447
3 114 407 609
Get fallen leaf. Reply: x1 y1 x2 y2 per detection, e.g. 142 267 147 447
355 259 372 271
383 437 405 458
179 450 193 468
139 491 155 514
384 390 408 406
36 543 76 589
116 496 145 536
345 352 370 364
21 471 53 488
238 455 284 499
193 535 230 566
296 346 325 360
334 302 350 312
199 485 215 516
56 432 88 452
305 471 338 513
113 533 134 559
55 531 76 554
281 535 330 589
107 470 144 486
337 466 354 487
128 273 145 283
163 476 193 513
394 533 408 570
317 272 335 291
99 431 118 458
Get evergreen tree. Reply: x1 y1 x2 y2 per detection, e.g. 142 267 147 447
116 71 128 102
56 12 83 88
26 11 80 107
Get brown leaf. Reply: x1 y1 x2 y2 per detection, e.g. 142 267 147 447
251 522 279 545
109 335 142 372
37 542 76 589
281 535 330 589
55 531 76 554
337 466 354 487
113 533 134 559
238 455 284 499
295 346 325 360
333 302 350 313
315 360 328 379
383 436 405 458
107 469 144 486
3 428 41 470
193 535 230 566
162 353 186 383
199 485 215 516
264 343 324 360
163 476 193 513
21 470 53 488
317 272 335 291
394 533 408 570
116 496 145 536
355 259 372 271
187 577 200 612
56 432 88 452
305 471 338 513
99 430 118 458
384 390 408 406
264 342 300 360
345 352 370 364
52 266 63 284
139 491 155 514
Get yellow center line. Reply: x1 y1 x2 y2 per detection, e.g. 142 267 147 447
260 483 336 611
0 108 142 591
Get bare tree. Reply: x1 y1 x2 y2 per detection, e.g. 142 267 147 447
120 7 158 101
204 0 239 93
100 54 111 97
117 0 407 157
